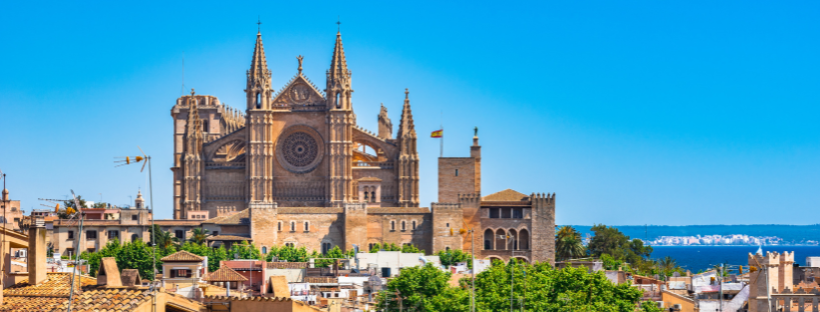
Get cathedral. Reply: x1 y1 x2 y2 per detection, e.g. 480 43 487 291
170 29 556 264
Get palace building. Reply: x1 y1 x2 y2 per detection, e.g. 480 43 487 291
166 29 556 263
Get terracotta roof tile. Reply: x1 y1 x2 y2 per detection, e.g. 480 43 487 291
0 273 206 312
215 209 249 225
160 250 205 262
204 265 249 282
482 189 529 202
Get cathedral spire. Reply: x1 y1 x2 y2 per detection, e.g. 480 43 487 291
248 32 270 84
397 89 416 140
246 31 272 110
328 32 349 80
326 31 353 109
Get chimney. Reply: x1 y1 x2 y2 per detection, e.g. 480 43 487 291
120 269 142 287
97 257 122 287
28 214 46 285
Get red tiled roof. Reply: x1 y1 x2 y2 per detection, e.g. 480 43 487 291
160 250 205 262
482 189 529 202
203 266 248 282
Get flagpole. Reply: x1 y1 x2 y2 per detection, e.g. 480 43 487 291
440 111 444 157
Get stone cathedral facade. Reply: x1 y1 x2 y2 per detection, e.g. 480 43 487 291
169 30 556 264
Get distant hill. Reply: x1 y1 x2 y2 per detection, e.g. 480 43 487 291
564 224 820 245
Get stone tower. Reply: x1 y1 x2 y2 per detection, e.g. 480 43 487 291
245 31 275 205
181 91 204 219
438 132 481 203
396 89 419 207
325 31 355 206
135 190 145 209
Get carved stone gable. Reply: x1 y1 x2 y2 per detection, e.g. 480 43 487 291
271 75 326 109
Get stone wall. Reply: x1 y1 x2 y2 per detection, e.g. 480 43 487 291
438 158 477 203
343 203 368 252
431 203 463 253
249 202 278 251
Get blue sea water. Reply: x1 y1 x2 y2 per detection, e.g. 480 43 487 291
650 246 820 272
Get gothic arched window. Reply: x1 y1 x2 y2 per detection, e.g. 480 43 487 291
256 92 262 108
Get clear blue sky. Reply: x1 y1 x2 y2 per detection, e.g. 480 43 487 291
2 1 819 225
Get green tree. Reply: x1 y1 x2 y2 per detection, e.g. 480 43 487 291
436 249 472 268
208 245 229 272
188 228 210 245
401 244 423 254
475 261 646 312
555 226 586 261
369 243 382 253
265 245 310 262
315 246 345 268
149 224 180 255
229 241 262 260
587 224 652 265
116 240 155 280
377 263 466 312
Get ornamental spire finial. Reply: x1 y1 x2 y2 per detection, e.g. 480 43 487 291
297 55 304 74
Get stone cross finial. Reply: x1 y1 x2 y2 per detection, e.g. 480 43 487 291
474 126 478 137
190 88 195 96
405 88 409 99
297 55 304 73
336 18 341 32
257 17 262 33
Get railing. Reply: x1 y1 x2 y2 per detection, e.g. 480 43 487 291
353 161 393 169
205 162 245 169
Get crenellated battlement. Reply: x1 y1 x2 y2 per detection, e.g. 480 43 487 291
431 202 462 211
458 193 482 203
531 192 556 207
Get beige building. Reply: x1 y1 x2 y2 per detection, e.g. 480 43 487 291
49 29 556 264
162 29 557 264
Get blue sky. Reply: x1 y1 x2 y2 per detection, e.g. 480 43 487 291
2 1 819 225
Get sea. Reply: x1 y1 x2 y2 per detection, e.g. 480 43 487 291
563 224 820 272
646 246 820 273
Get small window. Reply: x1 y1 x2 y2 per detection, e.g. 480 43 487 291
68 231 74 239
290 221 296 232
256 92 262 108
131 234 139 242
364 192 369 200
131 215 138 221
412 221 417 230
391 221 396 231
262 247 267 254
369 243 376 251
455 169 459 176
446 223 450 228
446 247 450 251
202 120 209 132
285 242 295 247
108 230 119 239
278 221 282 232
322 242 332 254
512 208 523 219
502 208 512 218
371 191 376 203
304 222 310 232
401 221 406 231
212 231 219 236
175 230 184 239
86 231 97 240
13 218 19 224
489 208 499 218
